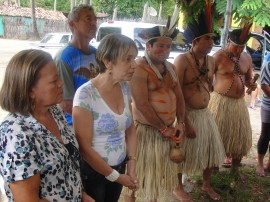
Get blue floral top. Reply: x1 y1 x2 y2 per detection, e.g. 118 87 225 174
73 81 132 166
0 105 82 201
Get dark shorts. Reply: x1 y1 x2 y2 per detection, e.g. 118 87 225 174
80 159 126 202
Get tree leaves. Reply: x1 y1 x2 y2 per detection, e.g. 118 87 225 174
215 0 270 27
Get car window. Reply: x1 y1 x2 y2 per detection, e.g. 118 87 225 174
40 34 61 43
134 28 147 50
60 35 70 44
248 36 261 52
96 27 121 41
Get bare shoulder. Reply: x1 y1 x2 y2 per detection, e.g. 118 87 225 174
133 57 148 79
207 54 214 63
212 49 225 61
174 52 189 70
135 57 146 67
242 51 252 61
207 55 215 67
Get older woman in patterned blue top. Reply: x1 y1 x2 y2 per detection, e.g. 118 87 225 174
0 49 94 202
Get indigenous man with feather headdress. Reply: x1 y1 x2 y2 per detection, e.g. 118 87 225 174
208 20 257 174
128 17 186 201
173 1 225 201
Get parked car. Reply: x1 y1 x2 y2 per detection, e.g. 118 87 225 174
246 32 270 70
90 21 188 63
28 32 72 58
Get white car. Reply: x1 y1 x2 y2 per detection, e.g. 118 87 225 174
90 21 189 63
28 32 72 58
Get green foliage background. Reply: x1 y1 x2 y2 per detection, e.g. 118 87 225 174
2 0 269 26
16 0 175 20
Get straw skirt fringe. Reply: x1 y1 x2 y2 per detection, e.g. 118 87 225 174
208 92 252 158
179 108 225 175
132 121 178 201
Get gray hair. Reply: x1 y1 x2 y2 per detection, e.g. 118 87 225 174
68 4 95 22
96 34 138 73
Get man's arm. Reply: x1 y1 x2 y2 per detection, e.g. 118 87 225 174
173 77 186 135
260 62 270 97
55 58 75 114
208 56 216 92
244 54 256 90
173 56 186 123
174 54 195 138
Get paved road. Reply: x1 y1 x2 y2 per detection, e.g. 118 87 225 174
0 38 263 201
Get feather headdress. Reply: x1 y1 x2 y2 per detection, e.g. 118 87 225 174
229 20 253 46
138 16 179 42
183 0 214 44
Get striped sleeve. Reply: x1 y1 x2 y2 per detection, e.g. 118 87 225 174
261 62 270 85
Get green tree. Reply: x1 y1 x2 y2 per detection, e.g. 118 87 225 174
215 0 270 27
92 0 174 21
30 0 40 39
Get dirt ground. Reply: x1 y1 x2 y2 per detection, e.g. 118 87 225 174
0 38 265 202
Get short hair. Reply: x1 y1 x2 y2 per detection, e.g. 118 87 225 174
148 38 158 47
0 49 52 115
95 34 138 73
68 4 95 23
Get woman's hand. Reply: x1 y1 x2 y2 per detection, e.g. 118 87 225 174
116 174 138 191
82 191 95 202
127 169 139 191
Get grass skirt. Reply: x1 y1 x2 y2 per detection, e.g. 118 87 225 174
208 92 252 158
132 121 178 201
179 108 225 175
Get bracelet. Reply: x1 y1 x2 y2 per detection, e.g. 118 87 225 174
159 125 168 134
128 156 137 161
105 169 120 182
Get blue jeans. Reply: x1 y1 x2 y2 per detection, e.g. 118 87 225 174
80 160 126 202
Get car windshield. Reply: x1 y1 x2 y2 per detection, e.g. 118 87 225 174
40 34 69 44
96 27 121 41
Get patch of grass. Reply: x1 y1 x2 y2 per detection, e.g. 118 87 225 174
189 166 270 202
119 165 270 202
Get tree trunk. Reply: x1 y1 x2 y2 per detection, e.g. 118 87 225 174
112 7 117 21
84 0 90 4
30 0 40 40
158 1 162 21
142 2 149 22
54 0 56 11
70 0 75 11
221 0 232 48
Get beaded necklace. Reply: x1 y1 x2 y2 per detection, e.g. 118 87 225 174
217 49 245 96
187 50 210 97
189 48 209 76
143 51 178 83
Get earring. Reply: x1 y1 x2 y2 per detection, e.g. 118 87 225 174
109 68 112 75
